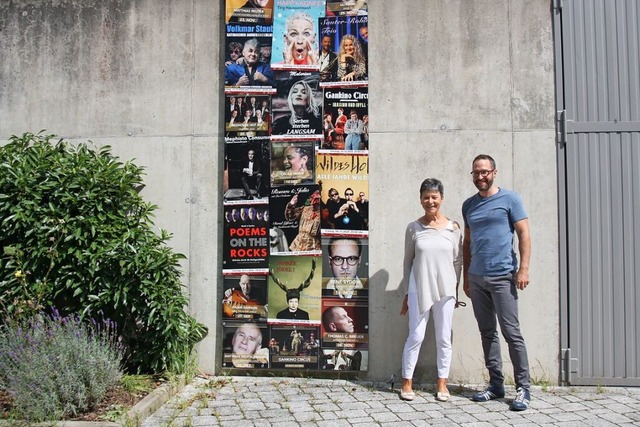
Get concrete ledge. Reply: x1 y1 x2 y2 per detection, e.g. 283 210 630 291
123 375 187 426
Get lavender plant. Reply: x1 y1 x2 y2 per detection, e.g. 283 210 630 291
0 310 123 422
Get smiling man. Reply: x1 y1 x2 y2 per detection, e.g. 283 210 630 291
462 154 532 411
225 38 274 87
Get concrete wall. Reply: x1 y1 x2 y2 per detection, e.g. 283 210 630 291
0 0 559 384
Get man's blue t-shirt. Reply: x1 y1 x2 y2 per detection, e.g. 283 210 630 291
462 188 527 276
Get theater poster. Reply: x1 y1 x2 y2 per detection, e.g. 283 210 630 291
271 0 325 71
322 86 368 151
223 203 269 273
222 321 270 369
269 324 320 370
267 254 322 325
222 273 269 321
316 151 369 236
269 184 321 255
318 15 368 87
320 298 368 349
271 71 323 139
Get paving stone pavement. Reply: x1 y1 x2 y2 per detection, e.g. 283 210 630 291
142 376 640 426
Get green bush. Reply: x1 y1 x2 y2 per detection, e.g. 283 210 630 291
0 311 123 422
0 132 207 373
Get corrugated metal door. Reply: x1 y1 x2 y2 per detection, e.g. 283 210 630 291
555 0 640 385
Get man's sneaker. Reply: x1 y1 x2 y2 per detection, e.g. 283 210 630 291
510 387 531 411
471 384 505 402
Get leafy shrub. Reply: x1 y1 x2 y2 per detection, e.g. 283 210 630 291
0 132 207 373
0 310 123 422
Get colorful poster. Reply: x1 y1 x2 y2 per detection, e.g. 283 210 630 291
270 140 316 186
225 20 275 91
318 15 368 86
271 0 325 70
226 0 275 24
321 349 368 371
267 254 322 324
269 325 320 369
271 71 323 139
316 152 369 235
320 298 368 349
321 236 368 299
225 93 271 143
325 0 368 17
222 321 270 369
322 86 368 150
224 141 269 200
269 184 322 254
223 203 269 273
222 273 269 321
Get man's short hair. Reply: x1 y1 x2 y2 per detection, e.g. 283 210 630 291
322 306 339 330
328 237 362 257
473 154 496 169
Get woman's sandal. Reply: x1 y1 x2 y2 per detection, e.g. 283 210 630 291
435 390 451 402
400 390 416 401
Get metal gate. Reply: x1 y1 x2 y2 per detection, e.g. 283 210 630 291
555 0 640 385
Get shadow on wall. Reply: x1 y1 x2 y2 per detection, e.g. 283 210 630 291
369 267 452 385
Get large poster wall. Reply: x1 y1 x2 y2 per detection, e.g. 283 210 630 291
223 0 369 372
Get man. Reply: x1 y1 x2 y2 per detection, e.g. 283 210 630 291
227 0 272 24
319 35 338 82
326 238 364 298
334 188 365 230
224 274 265 304
462 154 532 411
356 191 369 227
276 289 309 320
322 306 355 333
225 38 274 87
240 149 263 199
344 110 364 151
230 322 269 367
358 25 368 57
225 42 243 67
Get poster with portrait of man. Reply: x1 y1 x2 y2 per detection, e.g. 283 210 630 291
320 299 368 349
271 71 323 139
222 273 269 321
316 152 369 236
224 32 276 91
321 86 368 151
271 0 325 71
267 254 322 325
226 0 274 25
269 325 320 370
224 141 270 201
322 236 368 300
222 321 270 369
225 93 271 144
268 184 321 255
318 15 368 87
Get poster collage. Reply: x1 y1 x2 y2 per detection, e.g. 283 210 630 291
223 0 369 371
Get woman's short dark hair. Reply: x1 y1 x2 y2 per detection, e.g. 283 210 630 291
419 178 444 196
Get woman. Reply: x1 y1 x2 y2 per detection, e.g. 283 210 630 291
272 144 313 185
337 34 367 82
281 11 319 66
323 113 335 147
272 80 321 135
399 178 462 402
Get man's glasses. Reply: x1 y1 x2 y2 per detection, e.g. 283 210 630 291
231 50 242 54
330 193 339 197
345 192 354 196
329 256 359 266
470 169 495 178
